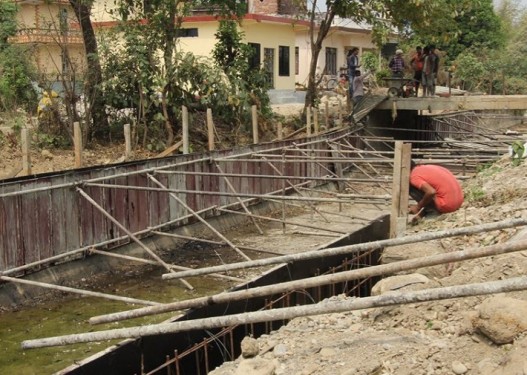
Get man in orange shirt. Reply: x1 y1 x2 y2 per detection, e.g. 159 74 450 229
408 162 464 219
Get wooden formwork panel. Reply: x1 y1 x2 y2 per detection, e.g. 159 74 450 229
0 129 353 273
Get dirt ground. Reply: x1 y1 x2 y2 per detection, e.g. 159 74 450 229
209 153 527 375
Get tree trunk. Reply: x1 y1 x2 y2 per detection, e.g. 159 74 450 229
304 5 337 111
70 0 109 140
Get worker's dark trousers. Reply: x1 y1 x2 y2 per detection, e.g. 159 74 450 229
409 186 437 215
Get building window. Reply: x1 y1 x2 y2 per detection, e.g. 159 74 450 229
325 47 337 75
248 42 261 70
264 48 275 88
278 45 290 77
295 46 299 75
176 28 198 37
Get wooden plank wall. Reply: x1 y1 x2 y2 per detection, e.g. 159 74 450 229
0 129 361 273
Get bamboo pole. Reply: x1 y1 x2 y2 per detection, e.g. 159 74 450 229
306 106 312 136
277 122 283 141
155 169 391 184
207 108 214 151
88 248 244 283
84 182 387 203
124 124 132 160
182 105 189 154
147 174 251 261
214 163 264 234
91 236 527 324
252 105 258 144
24 276 527 348
76 187 194 290
161 217 527 280
74 121 83 168
0 276 160 306
21 128 32 176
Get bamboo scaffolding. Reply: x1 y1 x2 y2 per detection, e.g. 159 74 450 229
150 231 283 256
215 207 348 235
154 169 392 184
77 188 194 290
161 217 527 280
214 162 264 234
0 276 160 306
83 183 388 203
23 276 527 349
147 174 251 262
88 249 244 283
260 156 329 223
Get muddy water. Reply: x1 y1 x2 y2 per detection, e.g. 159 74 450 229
0 268 232 374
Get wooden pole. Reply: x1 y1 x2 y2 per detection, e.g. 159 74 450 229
306 106 312 136
313 107 319 134
338 100 343 126
390 141 411 238
74 121 82 168
182 105 189 154
92 237 527 324
325 101 329 129
21 128 31 176
147 174 251 261
1 275 160 306
206 108 214 151
252 105 258 144
76 187 194 290
124 124 132 160
162 217 527 280
277 122 283 141
25 276 527 348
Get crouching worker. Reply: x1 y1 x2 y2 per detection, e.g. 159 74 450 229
408 161 464 220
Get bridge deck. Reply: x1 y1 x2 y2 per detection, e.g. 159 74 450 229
375 95 527 112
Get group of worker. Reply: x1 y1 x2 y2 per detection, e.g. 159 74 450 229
338 45 441 102
387 45 441 97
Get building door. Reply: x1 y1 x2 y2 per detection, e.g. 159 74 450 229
264 48 275 88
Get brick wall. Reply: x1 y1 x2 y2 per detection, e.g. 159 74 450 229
250 0 279 14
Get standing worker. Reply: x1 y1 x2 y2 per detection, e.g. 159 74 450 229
408 161 464 221
352 70 372 106
347 48 360 98
389 49 405 78
410 46 424 97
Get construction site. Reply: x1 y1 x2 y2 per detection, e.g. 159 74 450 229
2 94 527 374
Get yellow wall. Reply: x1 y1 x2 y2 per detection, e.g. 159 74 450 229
179 20 297 90
242 21 296 90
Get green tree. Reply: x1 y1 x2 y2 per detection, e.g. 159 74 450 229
212 20 271 126
0 1 37 112
440 0 505 63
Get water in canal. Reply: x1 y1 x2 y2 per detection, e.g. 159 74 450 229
0 267 232 374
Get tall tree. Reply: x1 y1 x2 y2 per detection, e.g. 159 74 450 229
441 0 504 62
69 0 109 139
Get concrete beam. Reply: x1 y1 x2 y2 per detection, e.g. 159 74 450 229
376 95 527 112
